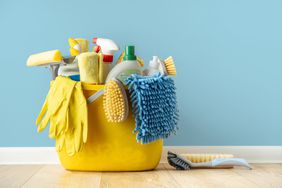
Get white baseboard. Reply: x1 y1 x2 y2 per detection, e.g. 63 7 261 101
0 146 281 164
0 147 59 165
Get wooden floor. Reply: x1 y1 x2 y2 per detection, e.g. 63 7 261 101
0 163 281 188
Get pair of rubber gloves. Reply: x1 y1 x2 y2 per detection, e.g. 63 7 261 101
36 76 88 156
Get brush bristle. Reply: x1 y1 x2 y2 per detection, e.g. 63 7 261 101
182 154 234 163
164 56 176 76
167 151 190 170
103 79 128 123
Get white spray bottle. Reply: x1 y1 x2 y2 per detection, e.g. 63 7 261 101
93 37 119 83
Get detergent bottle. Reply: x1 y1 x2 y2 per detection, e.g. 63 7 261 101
106 45 141 84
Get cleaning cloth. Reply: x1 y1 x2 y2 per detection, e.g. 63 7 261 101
126 73 179 144
58 58 79 77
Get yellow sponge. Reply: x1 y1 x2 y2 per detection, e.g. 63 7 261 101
182 154 234 163
26 50 62 67
103 79 128 123
75 38 89 53
68 38 81 56
78 52 99 84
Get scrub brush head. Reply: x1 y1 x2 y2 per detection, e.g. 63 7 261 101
163 56 176 76
183 154 234 163
167 151 190 170
103 79 129 123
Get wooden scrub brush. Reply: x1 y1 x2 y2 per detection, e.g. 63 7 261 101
103 79 129 123
159 56 177 76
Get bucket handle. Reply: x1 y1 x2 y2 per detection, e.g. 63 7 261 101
87 89 104 104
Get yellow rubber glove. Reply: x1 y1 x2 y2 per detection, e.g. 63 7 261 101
65 82 88 155
36 76 88 156
36 76 75 135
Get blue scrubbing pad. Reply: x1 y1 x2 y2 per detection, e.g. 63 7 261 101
126 73 179 144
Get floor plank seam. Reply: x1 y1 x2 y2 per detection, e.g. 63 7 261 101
162 164 183 188
21 165 44 187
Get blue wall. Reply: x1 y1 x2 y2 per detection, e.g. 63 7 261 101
0 0 281 146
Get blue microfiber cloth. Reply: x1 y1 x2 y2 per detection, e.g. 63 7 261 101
126 73 179 144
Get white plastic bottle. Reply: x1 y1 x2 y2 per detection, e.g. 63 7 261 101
106 46 141 84
143 56 161 76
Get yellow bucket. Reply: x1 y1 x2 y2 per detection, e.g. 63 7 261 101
58 83 163 171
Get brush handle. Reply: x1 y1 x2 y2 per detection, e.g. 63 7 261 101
211 158 252 169
50 64 59 80
190 158 252 169
87 89 104 104
190 161 213 168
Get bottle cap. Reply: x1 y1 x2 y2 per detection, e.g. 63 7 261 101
123 46 137 60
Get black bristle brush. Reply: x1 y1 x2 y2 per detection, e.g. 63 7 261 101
167 151 190 170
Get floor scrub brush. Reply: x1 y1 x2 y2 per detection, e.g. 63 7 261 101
167 151 252 170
